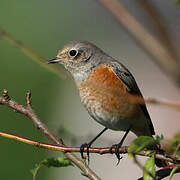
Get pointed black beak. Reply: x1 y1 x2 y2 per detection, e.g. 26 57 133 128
47 58 60 64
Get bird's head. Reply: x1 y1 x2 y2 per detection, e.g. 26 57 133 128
48 41 105 82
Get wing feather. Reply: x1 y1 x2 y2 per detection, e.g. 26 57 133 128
109 61 155 135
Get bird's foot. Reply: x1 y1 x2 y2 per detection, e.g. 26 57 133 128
110 143 123 165
80 143 91 163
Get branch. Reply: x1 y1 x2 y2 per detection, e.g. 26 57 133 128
138 165 180 180
0 90 100 180
132 96 180 111
137 0 179 62
0 131 180 165
1 90 180 179
97 0 180 87
0 27 68 79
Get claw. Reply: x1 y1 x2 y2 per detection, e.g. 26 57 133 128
110 127 131 165
110 144 123 165
80 143 88 159
114 145 123 165
110 144 116 154
80 143 91 163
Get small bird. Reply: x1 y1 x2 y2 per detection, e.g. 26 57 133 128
48 41 165 167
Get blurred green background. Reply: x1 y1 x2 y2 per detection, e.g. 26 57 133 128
0 0 180 180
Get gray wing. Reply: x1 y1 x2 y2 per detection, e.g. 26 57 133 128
109 60 155 135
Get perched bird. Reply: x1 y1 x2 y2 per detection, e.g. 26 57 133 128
48 41 165 167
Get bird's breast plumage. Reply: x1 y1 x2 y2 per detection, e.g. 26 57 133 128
78 64 141 131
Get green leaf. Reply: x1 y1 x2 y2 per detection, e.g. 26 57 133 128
176 0 180 5
169 166 179 180
143 155 156 180
41 157 73 167
145 151 154 156
30 157 73 180
128 136 156 157
166 131 180 157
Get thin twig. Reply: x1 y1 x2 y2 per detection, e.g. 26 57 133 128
138 165 180 180
0 90 100 180
0 27 68 79
137 0 179 62
0 131 179 165
132 96 180 111
97 0 180 86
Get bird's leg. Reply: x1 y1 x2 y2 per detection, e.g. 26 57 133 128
80 127 108 163
110 127 131 165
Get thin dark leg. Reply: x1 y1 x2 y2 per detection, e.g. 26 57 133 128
80 127 108 162
110 127 131 165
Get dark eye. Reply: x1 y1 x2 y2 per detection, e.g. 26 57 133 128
69 50 77 57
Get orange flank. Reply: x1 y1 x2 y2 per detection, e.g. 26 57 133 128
78 64 140 121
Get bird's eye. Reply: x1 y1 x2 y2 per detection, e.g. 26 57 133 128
69 50 78 57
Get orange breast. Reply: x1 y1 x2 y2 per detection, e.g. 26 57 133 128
87 64 129 91
78 64 140 121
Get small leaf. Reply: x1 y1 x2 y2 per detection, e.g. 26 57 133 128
145 151 154 156
30 164 42 180
31 157 73 180
169 166 179 180
128 136 156 157
143 155 156 180
42 157 73 167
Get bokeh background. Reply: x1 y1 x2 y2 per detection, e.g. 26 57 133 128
0 0 180 179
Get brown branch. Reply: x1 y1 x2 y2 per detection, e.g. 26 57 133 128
137 0 179 62
0 27 68 79
0 130 180 165
1 90 180 180
132 96 180 111
0 90 100 180
138 165 180 180
97 0 180 87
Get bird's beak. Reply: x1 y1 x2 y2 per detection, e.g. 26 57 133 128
47 57 61 64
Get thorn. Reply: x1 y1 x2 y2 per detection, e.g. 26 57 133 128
26 90 31 107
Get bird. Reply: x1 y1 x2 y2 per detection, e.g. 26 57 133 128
48 40 166 167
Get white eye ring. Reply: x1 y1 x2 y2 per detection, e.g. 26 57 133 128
69 49 78 57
